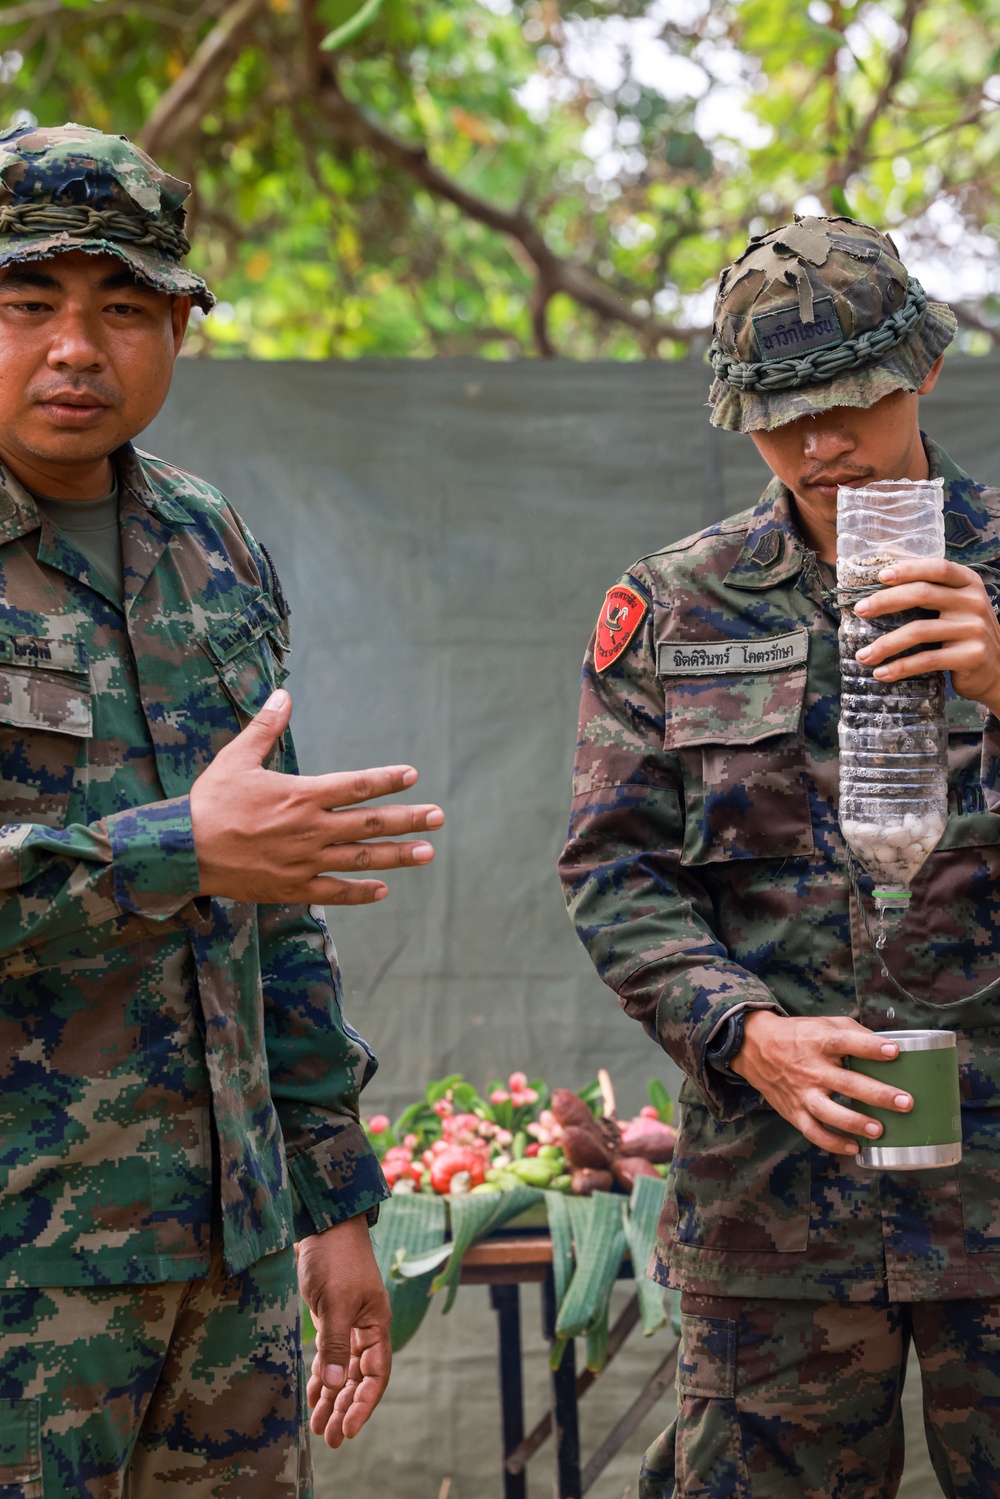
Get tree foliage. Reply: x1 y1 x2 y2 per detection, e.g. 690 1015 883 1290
1 0 999 359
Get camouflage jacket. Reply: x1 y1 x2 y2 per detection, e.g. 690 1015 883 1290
560 438 1000 1303
0 444 388 1288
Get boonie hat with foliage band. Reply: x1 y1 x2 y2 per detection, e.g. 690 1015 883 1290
0 121 214 312
708 215 956 433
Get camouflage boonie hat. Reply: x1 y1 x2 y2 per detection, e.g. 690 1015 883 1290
0 122 214 311
708 215 956 433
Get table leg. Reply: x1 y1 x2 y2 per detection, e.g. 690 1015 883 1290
542 1270 581 1499
490 1283 527 1499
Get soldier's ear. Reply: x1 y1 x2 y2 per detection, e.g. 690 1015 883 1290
917 356 945 397
171 294 191 353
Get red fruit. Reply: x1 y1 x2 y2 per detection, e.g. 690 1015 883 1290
524 1143 541 1157
429 1147 488 1195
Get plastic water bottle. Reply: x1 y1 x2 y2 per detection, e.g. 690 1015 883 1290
837 478 948 921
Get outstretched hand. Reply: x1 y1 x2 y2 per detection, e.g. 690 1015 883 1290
189 688 443 904
853 558 1000 717
731 1011 912 1155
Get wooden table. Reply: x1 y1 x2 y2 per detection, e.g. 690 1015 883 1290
460 1234 678 1499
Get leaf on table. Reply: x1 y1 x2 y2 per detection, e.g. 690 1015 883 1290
623 1174 669 1336
556 1191 626 1346
371 1194 448 1351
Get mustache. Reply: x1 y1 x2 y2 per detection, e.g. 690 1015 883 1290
28 377 123 408
799 463 876 487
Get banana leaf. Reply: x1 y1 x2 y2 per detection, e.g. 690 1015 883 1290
371 1193 447 1351
556 1191 627 1347
434 1185 543 1312
622 1174 669 1336
544 1189 575 1370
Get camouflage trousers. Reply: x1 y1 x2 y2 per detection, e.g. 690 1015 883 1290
639 1292 1000 1499
0 1245 311 1499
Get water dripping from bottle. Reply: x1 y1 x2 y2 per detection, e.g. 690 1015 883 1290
875 913 890 978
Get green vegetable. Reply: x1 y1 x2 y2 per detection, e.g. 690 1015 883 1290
485 1169 521 1191
511 1130 527 1160
538 1144 562 1161
509 1157 558 1187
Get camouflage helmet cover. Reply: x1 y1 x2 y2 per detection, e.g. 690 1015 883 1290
708 215 956 432
0 122 214 311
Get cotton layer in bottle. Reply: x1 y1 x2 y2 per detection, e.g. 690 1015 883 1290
837 479 948 899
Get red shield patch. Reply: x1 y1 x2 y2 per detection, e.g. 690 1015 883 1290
594 585 647 673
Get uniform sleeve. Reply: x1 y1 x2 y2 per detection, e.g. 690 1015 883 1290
557 571 783 1122
259 892 390 1237
981 714 1000 811
0 799 208 979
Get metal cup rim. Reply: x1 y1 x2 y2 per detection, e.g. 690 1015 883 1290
871 1029 956 1052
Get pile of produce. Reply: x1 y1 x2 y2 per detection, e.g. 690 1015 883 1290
363 1069 675 1198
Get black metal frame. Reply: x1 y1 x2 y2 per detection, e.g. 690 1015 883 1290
488 1268 677 1499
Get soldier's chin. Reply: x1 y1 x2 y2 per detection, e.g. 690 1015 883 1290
29 425 125 463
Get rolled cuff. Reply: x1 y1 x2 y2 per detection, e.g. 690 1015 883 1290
616 955 785 1122
287 1120 390 1238
108 796 202 916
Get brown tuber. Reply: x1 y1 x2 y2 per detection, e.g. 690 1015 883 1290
562 1126 614 1171
571 1168 614 1196
612 1156 660 1191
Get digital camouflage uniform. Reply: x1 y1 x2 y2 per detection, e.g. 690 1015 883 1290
0 125 388 1497
559 219 1000 1497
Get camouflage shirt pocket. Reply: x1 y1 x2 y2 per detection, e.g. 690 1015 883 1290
0 635 92 738
661 665 813 865
204 593 291 727
0 1397 42 1498
940 692 1000 847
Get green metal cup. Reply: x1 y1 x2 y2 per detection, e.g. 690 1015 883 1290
848 1029 961 1170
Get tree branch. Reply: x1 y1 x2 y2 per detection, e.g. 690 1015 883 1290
139 0 269 161
1 0 202 29
827 0 922 190
951 302 1000 346
302 18 698 354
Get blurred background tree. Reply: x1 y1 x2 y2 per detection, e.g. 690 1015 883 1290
1 0 998 359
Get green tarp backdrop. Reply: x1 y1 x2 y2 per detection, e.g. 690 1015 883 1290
143 355 999 1499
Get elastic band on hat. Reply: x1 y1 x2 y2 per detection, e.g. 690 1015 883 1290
709 279 928 394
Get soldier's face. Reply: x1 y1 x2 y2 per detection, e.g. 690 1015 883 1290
748 357 945 519
0 249 190 482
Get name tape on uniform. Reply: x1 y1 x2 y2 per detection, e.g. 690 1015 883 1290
656 630 808 677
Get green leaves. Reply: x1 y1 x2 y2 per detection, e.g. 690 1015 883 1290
3 0 998 356
377 1181 670 1363
321 0 387 53
371 1192 447 1352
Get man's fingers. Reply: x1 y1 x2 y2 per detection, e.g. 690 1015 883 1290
297 764 421 809
856 617 962 660
790 1108 859 1155
873 558 975 589
315 840 436 872
315 1322 351 1395
223 687 294 768
315 803 445 843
